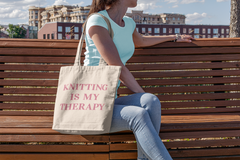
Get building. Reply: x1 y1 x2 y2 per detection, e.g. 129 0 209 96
126 10 186 25
29 5 90 30
38 21 229 40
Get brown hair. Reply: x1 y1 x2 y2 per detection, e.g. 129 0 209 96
88 0 119 17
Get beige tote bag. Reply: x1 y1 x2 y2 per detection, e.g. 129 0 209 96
52 13 122 135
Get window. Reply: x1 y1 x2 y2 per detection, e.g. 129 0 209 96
58 26 62 32
51 33 54 39
47 34 50 39
194 28 199 34
58 34 62 39
142 28 145 33
65 33 71 40
183 28 186 34
221 28 225 34
36 21 38 23
202 35 205 38
213 35 218 38
189 28 192 34
178 18 180 20
221 35 225 38
208 35 211 38
148 17 151 21
154 28 160 33
148 28 152 33
74 34 79 40
213 28 218 34
169 28 172 33
173 17 175 20
65 27 70 32
43 34 46 39
35 16 38 19
175 28 180 34
163 28 166 33
136 27 139 32
66 17 68 20
208 28 211 34
74 27 79 32
226 29 229 34
166 17 168 20
194 35 199 38
202 28 206 34
226 35 229 38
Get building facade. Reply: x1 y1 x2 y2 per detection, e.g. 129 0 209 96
126 10 186 25
38 22 229 40
29 5 90 30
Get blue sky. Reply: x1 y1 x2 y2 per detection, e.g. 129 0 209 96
0 0 231 26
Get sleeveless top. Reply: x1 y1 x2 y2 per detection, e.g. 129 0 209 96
83 10 136 99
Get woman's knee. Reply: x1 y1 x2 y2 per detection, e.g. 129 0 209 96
140 93 161 109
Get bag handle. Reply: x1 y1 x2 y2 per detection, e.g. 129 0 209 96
74 13 114 66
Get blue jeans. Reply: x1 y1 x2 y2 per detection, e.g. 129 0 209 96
109 92 173 160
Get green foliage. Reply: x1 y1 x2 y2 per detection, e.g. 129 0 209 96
6 24 26 38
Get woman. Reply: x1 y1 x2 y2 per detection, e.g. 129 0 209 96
84 0 195 159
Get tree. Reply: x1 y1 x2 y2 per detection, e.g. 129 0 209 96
230 0 240 37
6 24 26 38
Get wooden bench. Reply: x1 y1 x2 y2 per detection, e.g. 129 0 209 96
0 38 240 160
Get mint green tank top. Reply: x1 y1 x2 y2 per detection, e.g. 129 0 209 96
83 10 136 99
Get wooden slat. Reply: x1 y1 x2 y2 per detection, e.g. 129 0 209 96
118 85 240 94
0 144 109 152
0 104 53 110
1 54 240 64
1 85 239 95
110 139 240 150
1 70 239 79
0 154 109 160
109 147 240 159
1 93 239 102
1 62 240 72
2 107 240 116
126 62 240 71
0 135 109 142
109 130 240 142
1 77 239 87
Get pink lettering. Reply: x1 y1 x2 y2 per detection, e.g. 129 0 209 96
93 94 99 100
63 84 69 91
93 104 99 110
79 103 85 110
64 104 72 110
86 104 92 110
60 103 65 110
83 94 92 100
73 103 78 110
99 104 104 110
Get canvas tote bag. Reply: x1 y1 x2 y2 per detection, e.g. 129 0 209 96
52 13 122 135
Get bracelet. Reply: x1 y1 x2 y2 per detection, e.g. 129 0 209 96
173 34 180 42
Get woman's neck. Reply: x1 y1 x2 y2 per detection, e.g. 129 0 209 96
106 5 128 27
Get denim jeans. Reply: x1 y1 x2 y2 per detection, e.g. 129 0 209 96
109 92 173 160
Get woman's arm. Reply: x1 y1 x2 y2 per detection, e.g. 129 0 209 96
132 28 195 48
88 26 145 93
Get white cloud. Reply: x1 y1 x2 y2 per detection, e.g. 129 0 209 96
181 0 205 4
53 0 69 6
128 0 162 13
216 0 229 2
0 0 47 20
185 12 208 24
172 5 179 8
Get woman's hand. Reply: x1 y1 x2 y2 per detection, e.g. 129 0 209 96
176 34 195 43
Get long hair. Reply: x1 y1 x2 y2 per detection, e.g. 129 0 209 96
82 0 119 30
88 0 119 17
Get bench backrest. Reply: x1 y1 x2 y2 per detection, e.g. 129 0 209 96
0 38 240 116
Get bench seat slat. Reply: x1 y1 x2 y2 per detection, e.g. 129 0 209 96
0 154 109 160
0 135 109 142
0 144 109 152
2 107 240 116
